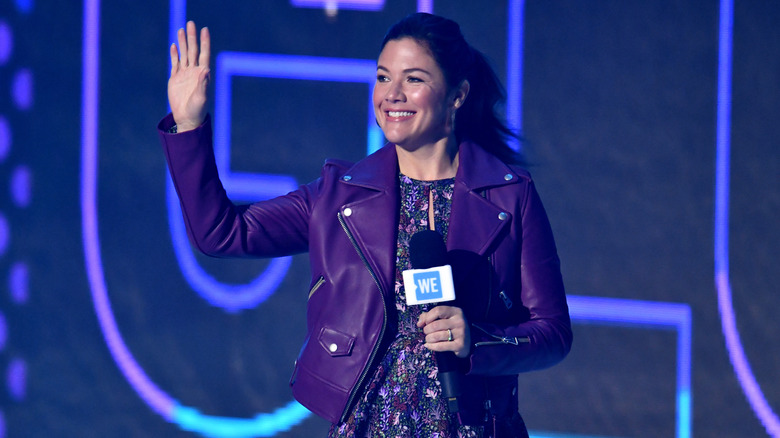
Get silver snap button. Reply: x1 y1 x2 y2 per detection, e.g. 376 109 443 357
343 207 352 217
343 175 352 181
329 343 338 353
504 173 513 181
498 212 508 220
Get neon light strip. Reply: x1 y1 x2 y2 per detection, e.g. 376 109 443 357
568 295 692 438
529 432 622 438
290 0 384 11
417 0 432 14
82 0 313 434
169 0 185 46
173 402 310 437
714 0 780 435
506 0 523 151
714 0 732 279
165 187 293 311
81 0 176 420
212 51 379 166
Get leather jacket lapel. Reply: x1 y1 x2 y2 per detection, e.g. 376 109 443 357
447 141 519 256
334 141 520 296
337 144 399 297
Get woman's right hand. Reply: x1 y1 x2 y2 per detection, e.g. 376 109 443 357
168 21 210 132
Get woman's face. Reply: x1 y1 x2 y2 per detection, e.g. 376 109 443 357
373 38 457 150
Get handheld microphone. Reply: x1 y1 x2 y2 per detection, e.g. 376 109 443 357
404 230 462 414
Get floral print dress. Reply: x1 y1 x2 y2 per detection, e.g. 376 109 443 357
330 175 483 438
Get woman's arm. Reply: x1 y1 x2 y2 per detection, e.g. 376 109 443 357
467 180 573 375
159 22 312 257
158 114 312 258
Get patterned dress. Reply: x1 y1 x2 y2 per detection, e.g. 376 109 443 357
330 175 483 437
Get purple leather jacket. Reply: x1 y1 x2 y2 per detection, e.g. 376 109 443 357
158 114 572 428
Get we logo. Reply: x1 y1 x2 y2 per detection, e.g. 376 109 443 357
402 265 456 305
413 271 443 301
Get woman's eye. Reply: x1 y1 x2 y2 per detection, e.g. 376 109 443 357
407 76 422 83
376 75 389 82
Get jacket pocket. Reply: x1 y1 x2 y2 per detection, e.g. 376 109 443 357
318 326 355 357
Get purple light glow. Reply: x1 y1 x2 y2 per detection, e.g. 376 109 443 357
12 69 33 110
0 214 8 256
0 21 11 65
7 358 26 401
9 262 28 304
416 0 432 13
0 116 9 162
11 165 31 208
290 0 384 11
0 312 6 351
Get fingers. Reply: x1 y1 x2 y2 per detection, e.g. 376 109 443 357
424 327 470 358
176 26 187 65
417 305 472 358
169 43 179 74
199 26 211 68
186 21 198 66
172 21 207 67
171 22 209 80
416 305 460 328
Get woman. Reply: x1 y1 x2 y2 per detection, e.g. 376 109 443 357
159 13 572 438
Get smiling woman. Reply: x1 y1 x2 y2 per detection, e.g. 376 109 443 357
158 12 571 438
373 37 464 176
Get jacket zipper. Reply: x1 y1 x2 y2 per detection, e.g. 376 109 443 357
337 211 387 423
472 323 530 347
485 255 493 320
308 275 325 300
480 190 493 321
499 291 513 309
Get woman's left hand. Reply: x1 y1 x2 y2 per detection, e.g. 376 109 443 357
417 305 471 358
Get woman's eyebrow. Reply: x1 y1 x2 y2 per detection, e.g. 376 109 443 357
376 65 433 76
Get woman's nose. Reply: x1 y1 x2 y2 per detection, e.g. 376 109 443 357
384 82 405 102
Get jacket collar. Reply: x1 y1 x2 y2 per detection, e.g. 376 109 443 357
340 141 522 193
337 140 522 260
456 140 525 191
449 141 523 256
339 143 399 193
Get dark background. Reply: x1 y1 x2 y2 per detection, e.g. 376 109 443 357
1 0 778 436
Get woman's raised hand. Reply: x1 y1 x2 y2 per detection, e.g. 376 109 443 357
168 21 210 132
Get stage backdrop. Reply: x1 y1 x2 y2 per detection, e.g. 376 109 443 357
1 0 778 437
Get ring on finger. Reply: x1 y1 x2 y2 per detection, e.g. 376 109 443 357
447 328 453 342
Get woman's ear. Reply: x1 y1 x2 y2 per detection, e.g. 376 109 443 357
452 79 470 109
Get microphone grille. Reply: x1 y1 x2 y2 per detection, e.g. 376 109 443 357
409 230 447 269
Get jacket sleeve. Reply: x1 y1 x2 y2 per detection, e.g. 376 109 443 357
157 113 312 258
466 179 573 375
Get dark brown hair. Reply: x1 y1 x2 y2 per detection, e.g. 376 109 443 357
381 13 522 164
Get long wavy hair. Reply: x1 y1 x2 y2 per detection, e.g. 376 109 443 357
380 13 523 164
